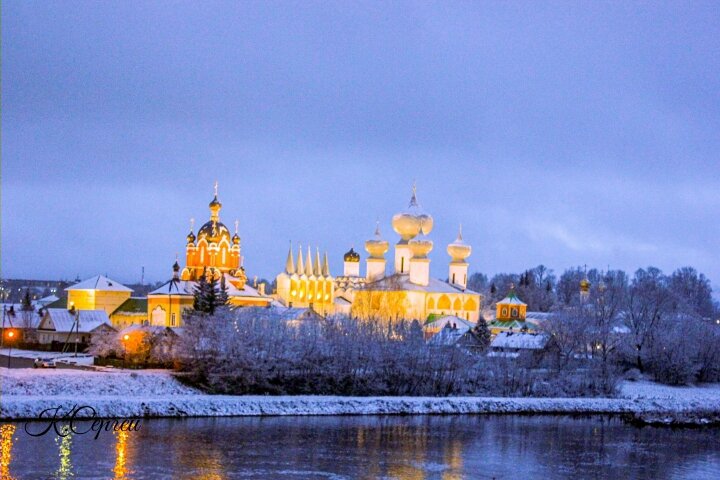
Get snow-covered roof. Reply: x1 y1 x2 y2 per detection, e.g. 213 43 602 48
490 331 548 350
40 308 113 333
37 295 60 306
66 275 132 292
2 304 42 329
496 291 526 306
363 274 480 295
428 326 468 346
425 315 474 331
525 312 551 324
149 280 193 296
149 274 269 298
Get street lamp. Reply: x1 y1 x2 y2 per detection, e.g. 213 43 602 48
122 334 130 369
5 330 16 368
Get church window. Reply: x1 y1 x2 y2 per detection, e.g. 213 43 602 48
511 308 518 317
401 257 405 273
171 313 176 326
438 295 451 310
222 249 226 264
502 307 508 317
453 298 462 311
452 273 456 284
427 297 435 310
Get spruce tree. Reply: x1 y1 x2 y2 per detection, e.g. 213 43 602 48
206 274 219 315
193 273 210 313
473 316 492 351
21 289 34 311
218 275 229 306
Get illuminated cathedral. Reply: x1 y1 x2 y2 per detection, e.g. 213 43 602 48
275 185 482 323
148 184 271 326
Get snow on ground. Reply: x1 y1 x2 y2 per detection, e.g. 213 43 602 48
0 348 95 365
1 368 719 424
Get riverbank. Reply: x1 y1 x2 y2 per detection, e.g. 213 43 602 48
2 368 719 425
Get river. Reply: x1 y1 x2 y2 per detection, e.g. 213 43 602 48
1 415 719 479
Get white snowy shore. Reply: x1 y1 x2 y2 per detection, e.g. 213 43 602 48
2 368 719 425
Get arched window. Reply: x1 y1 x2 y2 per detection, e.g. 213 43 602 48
427 297 435 310
152 306 166 326
511 308 518 317
438 295 451 310
464 298 477 311
453 298 462 311
501 307 508 317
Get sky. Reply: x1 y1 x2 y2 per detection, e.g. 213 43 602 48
2 1 719 293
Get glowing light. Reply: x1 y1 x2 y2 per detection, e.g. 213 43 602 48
324 294 330 301
316 294 321 300
6 331 14 339
54 425 73 480
123 334 130 341
0 424 16 480
113 429 129 480
291 290 297 297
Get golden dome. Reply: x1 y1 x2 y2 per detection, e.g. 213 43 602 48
197 220 231 244
391 183 433 240
344 248 360 262
447 224 471 262
408 234 433 258
365 222 389 259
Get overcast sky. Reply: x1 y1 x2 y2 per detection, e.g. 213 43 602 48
2 1 719 293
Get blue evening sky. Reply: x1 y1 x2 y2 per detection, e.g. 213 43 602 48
2 1 719 291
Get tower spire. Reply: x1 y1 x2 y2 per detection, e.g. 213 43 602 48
214 180 219 198
297 244 305 275
323 251 330 277
409 181 418 207
305 246 313 276
314 247 322 276
285 241 295 274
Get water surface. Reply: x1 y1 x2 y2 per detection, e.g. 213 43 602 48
1 415 719 479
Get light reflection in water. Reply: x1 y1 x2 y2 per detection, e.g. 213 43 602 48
0 424 17 480
114 429 129 480
54 425 73 479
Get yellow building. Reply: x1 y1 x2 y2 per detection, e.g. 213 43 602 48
275 244 335 314
66 275 132 316
60 275 149 328
149 186 272 327
489 286 535 335
351 186 481 323
274 185 482 323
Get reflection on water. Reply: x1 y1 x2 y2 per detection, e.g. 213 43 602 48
1 424 16 480
2 415 719 479
54 425 73 480
114 429 129 480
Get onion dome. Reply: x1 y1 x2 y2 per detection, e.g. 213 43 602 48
408 233 433 259
187 230 196 244
580 277 591 293
172 260 180 272
344 248 360 263
197 220 231 244
365 222 389 259
447 224 471 262
232 220 240 245
391 183 433 241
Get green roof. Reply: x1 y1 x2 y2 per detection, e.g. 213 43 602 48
113 297 148 314
489 320 537 331
44 297 68 309
425 313 444 325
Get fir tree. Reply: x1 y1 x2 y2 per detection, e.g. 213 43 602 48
21 289 34 311
206 274 219 315
473 316 492 351
193 272 211 313
218 275 229 306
